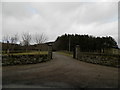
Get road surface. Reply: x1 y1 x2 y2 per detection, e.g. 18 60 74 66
2 52 118 88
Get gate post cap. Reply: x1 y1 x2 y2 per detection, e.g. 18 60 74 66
48 43 52 46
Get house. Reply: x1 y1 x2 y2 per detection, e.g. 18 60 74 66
30 44 48 51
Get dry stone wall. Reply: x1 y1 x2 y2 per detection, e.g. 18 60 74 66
77 53 119 67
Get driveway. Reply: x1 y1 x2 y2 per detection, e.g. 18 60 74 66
2 52 118 88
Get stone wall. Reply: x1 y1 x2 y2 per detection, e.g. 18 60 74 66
77 53 119 67
2 44 53 66
2 54 48 66
74 45 120 67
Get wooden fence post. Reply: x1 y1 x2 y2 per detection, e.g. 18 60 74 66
48 44 52 60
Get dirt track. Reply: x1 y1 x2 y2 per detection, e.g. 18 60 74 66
2 52 118 88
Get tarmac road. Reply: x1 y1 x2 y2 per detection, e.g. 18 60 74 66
2 52 118 88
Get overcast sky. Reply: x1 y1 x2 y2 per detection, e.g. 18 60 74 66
1 1 119 46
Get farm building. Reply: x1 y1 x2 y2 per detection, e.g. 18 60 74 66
1 42 53 53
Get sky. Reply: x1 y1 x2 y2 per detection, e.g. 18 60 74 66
1 0 119 47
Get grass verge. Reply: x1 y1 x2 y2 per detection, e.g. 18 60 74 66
2 51 48 56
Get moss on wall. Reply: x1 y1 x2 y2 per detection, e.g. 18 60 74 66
2 54 48 66
78 53 120 67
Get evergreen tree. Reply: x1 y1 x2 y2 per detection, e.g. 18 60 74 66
54 34 118 52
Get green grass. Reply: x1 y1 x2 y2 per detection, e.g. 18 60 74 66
57 51 73 57
2 51 48 56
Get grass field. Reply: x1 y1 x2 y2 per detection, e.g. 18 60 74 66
2 51 48 56
57 51 73 57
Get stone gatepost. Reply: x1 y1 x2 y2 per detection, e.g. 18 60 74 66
48 44 52 60
75 45 80 59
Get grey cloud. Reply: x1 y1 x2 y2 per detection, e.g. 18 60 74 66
74 2 117 24
2 2 34 19
2 2 118 45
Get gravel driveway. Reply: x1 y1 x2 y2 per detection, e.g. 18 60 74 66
2 52 118 88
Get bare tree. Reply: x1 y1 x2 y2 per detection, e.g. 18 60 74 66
34 33 48 44
2 35 10 54
21 32 31 52
22 32 31 46
10 34 19 52
3 34 19 53
2 35 10 43
33 33 48 52
3 34 19 44
10 34 19 44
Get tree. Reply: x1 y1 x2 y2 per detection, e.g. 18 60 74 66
2 35 10 43
3 34 19 44
10 34 19 44
22 32 31 46
21 32 32 52
2 34 19 53
9 34 19 52
34 33 48 44
54 34 118 52
2 35 10 54
33 33 48 52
